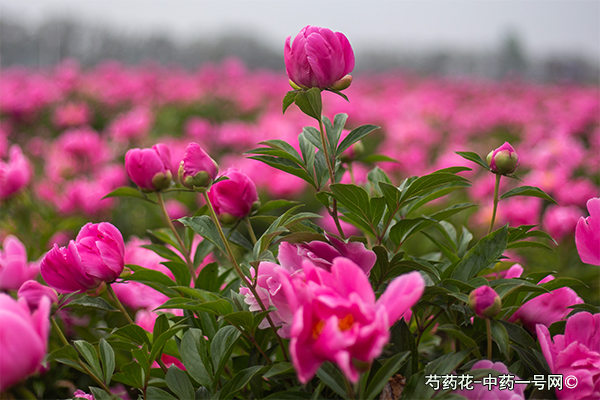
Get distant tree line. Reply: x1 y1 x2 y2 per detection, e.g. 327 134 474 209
1 18 598 83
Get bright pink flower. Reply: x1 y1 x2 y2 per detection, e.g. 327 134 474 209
52 102 90 128
537 312 600 400
285 26 355 90
468 286 501 319
486 142 519 175
278 258 424 383
108 107 153 142
0 235 39 291
112 237 170 310
576 198 600 265
207 168 258 221
0 294 50 392
125 144 173 191
18 281 58 311
509 274 583 332
40 222 125 293
73 390 94 400
178 142 218 188
543 205 583 242
0 145 32 200
278 235 376 275
454 360 525 399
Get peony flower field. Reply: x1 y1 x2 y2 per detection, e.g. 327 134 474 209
1 25 599 400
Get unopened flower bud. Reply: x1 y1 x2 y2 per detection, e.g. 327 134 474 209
179 143 218 189
469 285 501 319
125 144 173 192
339 140 364 163
330 75 353 91
486 142 518 175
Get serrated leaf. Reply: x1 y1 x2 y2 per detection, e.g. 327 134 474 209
500 186 556 204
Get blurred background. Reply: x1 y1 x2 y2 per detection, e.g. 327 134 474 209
2 0 599 82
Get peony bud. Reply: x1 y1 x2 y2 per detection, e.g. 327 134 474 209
284 26 355 90
207 168 258 221
486 142 519 175
40 222 125 293
17 280 58 311
178 143 218 189
0 145 32 200
339 141 364 163
125 144 172 192
468 285 501 318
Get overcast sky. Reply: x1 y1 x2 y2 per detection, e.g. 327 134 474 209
2 0 599 61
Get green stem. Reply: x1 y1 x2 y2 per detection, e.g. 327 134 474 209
344 375 356 400
486 318 493 359
488 173 501 234
244 216 257 245
317 118 346 239
348 162 356 185
51 317 113 394
202 191 289 361
156 191 196 278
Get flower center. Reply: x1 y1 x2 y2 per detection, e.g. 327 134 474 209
312 314 355 340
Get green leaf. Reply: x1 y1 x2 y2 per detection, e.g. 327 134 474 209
140 244 184 263
437 325 482 359
294 87 322 120
73 340 103 380
111 324 151 346
161 261 191 287
179 215 226 254
302 126 324 151
89 387 118 400
500 186 557 204
247 155 316 189
146 387 178 400
400 173 469 204
282 90 298 114
330 183 373 226
99 339 115 385
363 352 409 400
450 225 508 281
166 365 195 400
210 326 242 384
455 151 489 170
316 362 349 399
490 319 510 357
126 264 177 288
336 124 379 156
102 186 156 204
149 325 186 365
113 361 145 388
497 320 537 349
181 329 212 388
195 262 226 293
219 365 265 400
367 166 393 190
256 200 299 214
361 154 399 163
64 296 117 312
46 345 85 373
221 311 255 332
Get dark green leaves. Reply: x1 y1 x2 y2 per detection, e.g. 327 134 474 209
500 185 556 204
455 151 489 170
449 225 508 281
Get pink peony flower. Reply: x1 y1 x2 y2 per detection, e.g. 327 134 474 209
537 312 600 400
207 168 258 221
278 258 424 383
509 274 583 333
278 235 376 275
0 294 51 392
52 102 90 128
40 222 125 293
0 145 32 200
125 144 173 192
543 205 584 242
178 142 218 188
575 197 600 265
285 26 355 90
18 281 58 311
454 360 525 399
108 107 153 142
0 235 39 291
468 286 501 319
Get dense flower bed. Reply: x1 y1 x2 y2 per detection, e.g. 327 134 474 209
1 25 599 400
